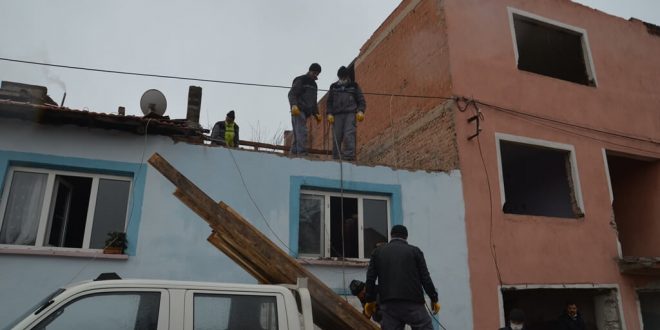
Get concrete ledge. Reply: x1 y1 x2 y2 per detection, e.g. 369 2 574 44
0 246 128 260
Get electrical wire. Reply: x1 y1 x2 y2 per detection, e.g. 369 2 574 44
425 303 449 330
0 56 452 100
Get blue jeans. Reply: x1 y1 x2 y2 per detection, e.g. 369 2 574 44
380 301 433 330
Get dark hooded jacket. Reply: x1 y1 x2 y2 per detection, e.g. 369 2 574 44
365 238 438 304
326 80 366 115
288 74 319 116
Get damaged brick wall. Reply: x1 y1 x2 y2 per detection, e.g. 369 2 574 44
358 99 458 171
309 0 456 171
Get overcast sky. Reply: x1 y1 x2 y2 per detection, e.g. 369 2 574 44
1 0 658 142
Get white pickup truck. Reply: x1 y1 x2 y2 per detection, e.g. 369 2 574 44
4 273 315 330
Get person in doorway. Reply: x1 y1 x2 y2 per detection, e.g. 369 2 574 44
499 308 527 330
210 110 239 147
288 63 322 155
364 225 440 330
557 302 586 330
349 279 382 323
326 66 366 161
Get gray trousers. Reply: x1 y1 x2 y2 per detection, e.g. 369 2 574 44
331 112 356 160
380 301 434 330
291 112 308 155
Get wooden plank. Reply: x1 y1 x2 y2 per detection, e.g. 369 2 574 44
208 232 269 284
148 153 377 330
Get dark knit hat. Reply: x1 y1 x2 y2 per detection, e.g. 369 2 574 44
337 66 349 79
226 110 235 119
509 308 525 322
309 63 322 73
390 225 408 239
349 280 365 296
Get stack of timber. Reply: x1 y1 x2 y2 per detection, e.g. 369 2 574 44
148 153 378 330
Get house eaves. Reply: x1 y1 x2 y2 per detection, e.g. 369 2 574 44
0 99 202 138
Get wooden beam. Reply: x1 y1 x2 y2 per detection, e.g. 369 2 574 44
148 153 377 330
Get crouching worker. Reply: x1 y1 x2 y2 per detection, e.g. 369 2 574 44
350 279 382 323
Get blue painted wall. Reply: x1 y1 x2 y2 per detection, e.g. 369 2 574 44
0 119 472 329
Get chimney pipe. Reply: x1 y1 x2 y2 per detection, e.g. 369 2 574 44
118 106 125 116
186 86 202 128
60 92 66 107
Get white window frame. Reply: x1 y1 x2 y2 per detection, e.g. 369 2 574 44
495 133 585 215
0 166 132 251
299 190 391 260
507 7 598 86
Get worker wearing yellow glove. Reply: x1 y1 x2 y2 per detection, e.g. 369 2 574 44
325 66 366 161
287 63 321 155
365 225 440 330
363 302 377 318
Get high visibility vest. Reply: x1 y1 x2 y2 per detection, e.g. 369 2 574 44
225 122 235 147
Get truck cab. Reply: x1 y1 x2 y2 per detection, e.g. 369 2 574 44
5 274 313 330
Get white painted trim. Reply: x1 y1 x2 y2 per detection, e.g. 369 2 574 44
637 292 644 330
507 7 598 86
494 133 585 214
0 245 127 259
602 149 614 203
0 166 132 250
300 190 391 259
497 285 505 328
82 177 100 248
499 283 627 330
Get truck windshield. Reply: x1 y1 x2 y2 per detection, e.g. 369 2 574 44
2 288 65 330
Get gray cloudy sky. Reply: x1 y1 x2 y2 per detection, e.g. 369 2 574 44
1 0 658 142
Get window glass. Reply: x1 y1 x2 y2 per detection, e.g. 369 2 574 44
90 179 130 249
298 194 324 256
194 294 278 330
33 292 160 330
363 199 388 257
0 171 47 245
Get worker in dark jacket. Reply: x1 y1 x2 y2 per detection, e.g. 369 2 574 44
365 225 440 330
499 308 527 330
288 63 322 155
350 279 382 323
326 66 366 161
557 302 586 330
211 110 239 147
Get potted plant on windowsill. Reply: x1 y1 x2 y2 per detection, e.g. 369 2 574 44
103 232 127 254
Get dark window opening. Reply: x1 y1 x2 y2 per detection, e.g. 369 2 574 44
500 141 580 218
330 196 358 258
639 292 660 329
607 153 660 257
46 175 91 248
502 288 621 330
513 14 594 86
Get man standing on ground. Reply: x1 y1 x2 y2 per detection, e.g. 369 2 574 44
364 225 440 330
288 63 322 155
326 66 366 161
210 110 239 147
558 302 586 330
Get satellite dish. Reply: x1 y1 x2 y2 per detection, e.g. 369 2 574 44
140 89 167 116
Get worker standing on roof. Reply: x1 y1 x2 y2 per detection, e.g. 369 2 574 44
288 63 322 155
364 225 441 330
210 110 239 147
326 66 366 161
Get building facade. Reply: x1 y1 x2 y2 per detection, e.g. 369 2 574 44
0 96 473 328
310 0 660 328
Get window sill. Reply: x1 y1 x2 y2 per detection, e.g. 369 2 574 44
297 257 369 267
0 246 129 260
502 213 585 222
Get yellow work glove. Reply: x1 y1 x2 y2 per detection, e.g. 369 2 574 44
356 111 365 122
314 114 322 123
327 114 335 124
291 105 301 116
363 302 377 318
432 302 441 315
